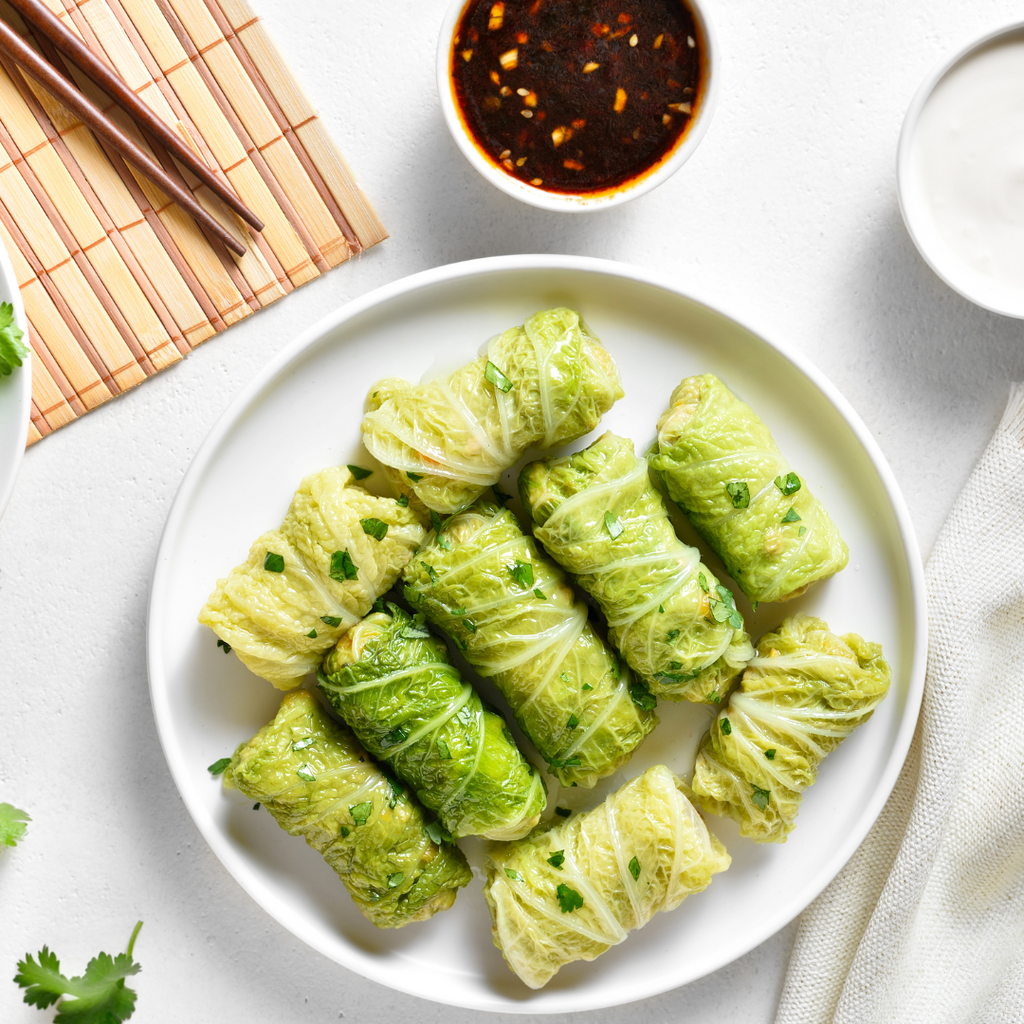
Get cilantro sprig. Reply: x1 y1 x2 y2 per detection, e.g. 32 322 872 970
0 802 30 849
15 920 143 1022
0 302 27 377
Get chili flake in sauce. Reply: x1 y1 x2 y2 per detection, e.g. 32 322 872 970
451 0 705 195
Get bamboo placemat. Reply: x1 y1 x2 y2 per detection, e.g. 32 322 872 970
0 0 386 444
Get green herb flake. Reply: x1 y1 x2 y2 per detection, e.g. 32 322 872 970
0 303 28 378
781 507 802 523
629 681 657 711
555 806 571 818
582 682 593 691
508 559 534 589
263 551 285 573
436 738 451 760
774 472 801 495
292 737 314 751
720 718 732 735
556 883 584 913
711 584 744 630
0 803 31 848
726 481 750 509
548 755 582 768
765 748 777 760
707 689 721 704
216 637 232 654
360 517 389 541
306 628 317 638
560 672 571 683
533 587 546 600
437 535 451 550
207 757 231 776
320 615 343 627
453 636 467 651
665 628 680 643
253 803 260 810
396 494 409 507
295 763 317 782
383 726 409 747
658 604 665 613
493 486 513 506
421 561 439 586
350 801 373 826
485 360 514 392
430 510 443 533
604 510 624 539
752 785 771 810
505 868 520 880
340 826 350 838
329 549 358 581
799 526 807 536
372 597 386 613
406 471 424 482
462 618 478 633
567 714 579 730
628 856 640 881
426 821 452 845
547 850 565 869
697 572 709 593
347 464 372 481
387 872 405 889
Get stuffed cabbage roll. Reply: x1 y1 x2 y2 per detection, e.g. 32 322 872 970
199 466 426 689
401 501 657 788
361 307 623 514
484 764 730 989
691 614 891 843
650 374 848 604
520 432 754 702
318 605 547 840
223 689 472 927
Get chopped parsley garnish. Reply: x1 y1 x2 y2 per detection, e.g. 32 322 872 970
360 517 389 541
604 510 624 539
708 584 744 630
774 472 801 495
383 726 409 747
555 806 571 818
765 749 776 760
436 738 451 760
430 510 444 533
751 785 771 810
493 486 513 506
291 737 314 751
420 561 439 585
781 507 802 523
321 615 343 627
450 606 467 616
508 559 534 589
658 604 665 613
329 549 358 581
799 526 807 536
567 714 579 730
0 303 28 378
547 755 582 768
629 681 657 711
295 764 316 782
547 850 565 869
347 464 372 480
215 638 232 656
485 360 513 392
505 868 520 880
426 821 453 845
665 628 680 643
350 801 373 825
582 682 592 691
263 551 284 573
437 535 451 550
655 668 700 685
306 628 317 638
533 587 546 600
253 803 260 810
340 826 350 838
720 718 732 735
560 672 571 683
0 803 30 849
726 481 750 508
387 872 405 888
406 471 424 482
697 572 709 593
207 757 231 776
556 883 584 913
628 856 640 881
462 618 477 633
372 597 386 613
396 494 409 507
669 661 681 670
707 689 721 704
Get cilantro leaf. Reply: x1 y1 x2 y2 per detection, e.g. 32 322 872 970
765 748 776 760
0 803 30 849
628 856 640 881
295 763 317 782
629 681 657 711
396 494 409 507
697 572 709 593
752 785 771 810
547 850 565 869
720 717 732 735
0 302 27 377
492 486 513 506
726 481 750 508
665 628 680 643
774 472 801 495
263 551 284 573
350 802 373 826
425 821 453 845
505 868 520 880
15 921 143 1023
533 588 546 600
329 550 358 581
320 615 342 627
508 559 534 589
360 517 389 541
556 883 584 913
781 507 802 523
216 638 231 654
406 471 424 482
207 758 231 776
346 464 372 481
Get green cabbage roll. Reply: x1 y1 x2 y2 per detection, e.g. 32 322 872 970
199 466 426 689
691 614 891 843
223 689 472 927
361 307 623 514
318 606 547 840
401 501 658 788
650 374 848 604
520 432 754 702
484 764 730 989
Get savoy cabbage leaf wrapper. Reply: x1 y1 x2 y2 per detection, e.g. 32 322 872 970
484 765 730 989
691 614 891 843
650 374 848 604
361 307 623 514
520 431 753 702
199 466 425 688
318 605 546 840
224 690 471 927
402 501 657 787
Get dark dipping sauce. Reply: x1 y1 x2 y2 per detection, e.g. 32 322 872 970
451 0 705 195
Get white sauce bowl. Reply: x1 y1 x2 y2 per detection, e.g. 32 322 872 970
436 0 719 212
898 23 1024 317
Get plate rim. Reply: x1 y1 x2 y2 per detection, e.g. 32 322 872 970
147 253 927 1012
0 237 30 523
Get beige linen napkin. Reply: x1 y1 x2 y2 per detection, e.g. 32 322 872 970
775 384 1024 1024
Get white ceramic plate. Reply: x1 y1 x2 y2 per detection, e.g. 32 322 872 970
148 255 926 1013
0 239 30 523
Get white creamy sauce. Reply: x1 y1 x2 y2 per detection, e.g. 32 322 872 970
912 37 1024 294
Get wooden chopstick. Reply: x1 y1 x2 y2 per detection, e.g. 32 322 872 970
6 0 264 233
0 16 247 257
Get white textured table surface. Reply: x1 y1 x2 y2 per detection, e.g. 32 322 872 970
3 1 1023 1021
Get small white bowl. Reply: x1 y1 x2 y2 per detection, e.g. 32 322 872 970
897 22 1024 317
437 0 719 212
